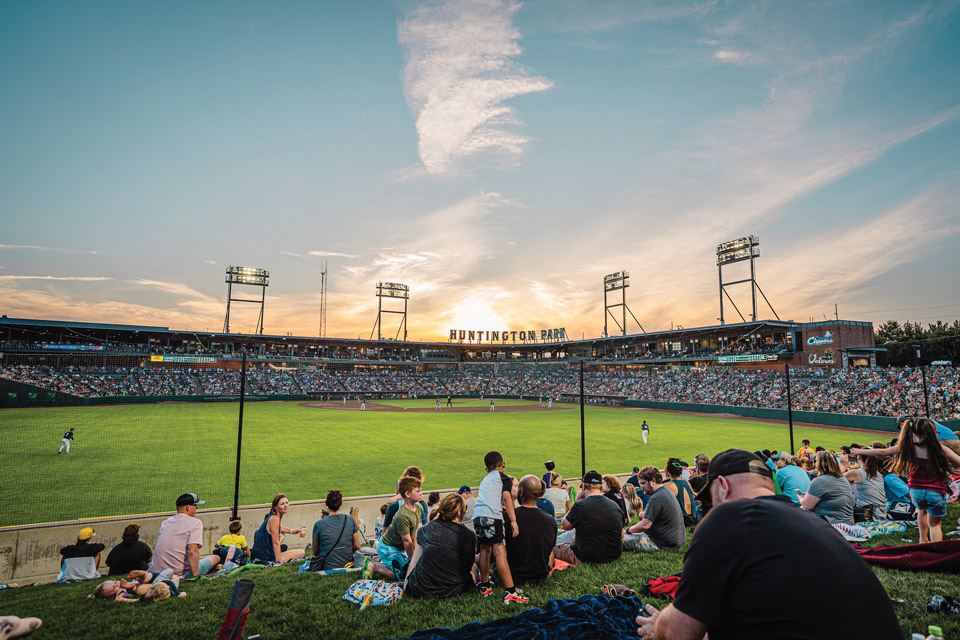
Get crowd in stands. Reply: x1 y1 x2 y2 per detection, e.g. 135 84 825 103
3 362 959 419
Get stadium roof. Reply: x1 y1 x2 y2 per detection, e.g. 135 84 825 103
0 317 170 332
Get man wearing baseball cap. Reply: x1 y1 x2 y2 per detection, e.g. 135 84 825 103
636 449 900 640
552 470 623 565
150 493 220 578
56 527 105 583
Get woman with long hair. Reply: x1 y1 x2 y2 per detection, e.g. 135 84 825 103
403 493 478 598
251 494 307 564
623 483 644 521
798 451 855 525
854 418 960 542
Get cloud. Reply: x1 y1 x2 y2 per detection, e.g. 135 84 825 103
0 275 112 281
281 250 305 258
307 250 358 258
713 49 752 63
0 244 98 255
130 279 219 302
398 0 555 175
203 260 220 266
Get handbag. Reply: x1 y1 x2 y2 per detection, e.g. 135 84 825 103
310 516 349 572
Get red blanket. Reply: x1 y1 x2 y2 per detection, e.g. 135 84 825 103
854 540 960 572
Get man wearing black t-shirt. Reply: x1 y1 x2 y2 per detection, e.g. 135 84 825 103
636 449 900 640
507 475 558 583
553 470 623 565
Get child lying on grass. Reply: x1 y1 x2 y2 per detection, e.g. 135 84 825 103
89 569 186 602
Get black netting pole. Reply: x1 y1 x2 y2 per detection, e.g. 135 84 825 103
579 360 585 478
232 350 247 521
785 362 795 454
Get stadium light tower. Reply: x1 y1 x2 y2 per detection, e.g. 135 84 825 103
370 282 409 341
603 271 644 337
716 236 779 325
223 266 269 335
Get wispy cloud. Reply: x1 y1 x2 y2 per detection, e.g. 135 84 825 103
398 0 555 175
0 244 98 255
281 250 305 258
130 279 218 302
307 250 358 258
203 260 220 266
0 275 112 281
713 49 752 64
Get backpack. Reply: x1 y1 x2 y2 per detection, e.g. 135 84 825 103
886 500 916 522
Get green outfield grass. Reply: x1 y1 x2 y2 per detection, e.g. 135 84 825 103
0 399 889 526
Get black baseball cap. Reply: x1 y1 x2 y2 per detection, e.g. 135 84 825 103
582 470 603 485
699 449 773 498
176 492 205 507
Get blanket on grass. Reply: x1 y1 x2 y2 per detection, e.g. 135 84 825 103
832 521 908 541
404 594 644 640
854 540 960 572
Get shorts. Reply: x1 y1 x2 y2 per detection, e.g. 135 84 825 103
473 517 504 545
909 488 947 518
552 543 581 566
376 539 409 581
622 532 659 552
182 556 214 579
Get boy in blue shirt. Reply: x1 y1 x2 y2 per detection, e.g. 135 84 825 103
473 451 529 604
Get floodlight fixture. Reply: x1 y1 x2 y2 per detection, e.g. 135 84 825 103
223 265 270 334
603 270 643 337
604 271 630 292
716 236 778 325
371 281 409 341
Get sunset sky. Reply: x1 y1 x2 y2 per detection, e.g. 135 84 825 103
2 0 959 341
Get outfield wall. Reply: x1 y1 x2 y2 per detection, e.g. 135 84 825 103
0 474 621 585
625 400 960 432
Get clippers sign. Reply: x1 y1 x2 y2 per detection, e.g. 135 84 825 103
806 331 835 347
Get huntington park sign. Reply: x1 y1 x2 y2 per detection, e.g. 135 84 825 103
449 328 568 344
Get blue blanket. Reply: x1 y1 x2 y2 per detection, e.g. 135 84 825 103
405 594 644 640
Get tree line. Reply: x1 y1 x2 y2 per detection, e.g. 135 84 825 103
875 320 960 367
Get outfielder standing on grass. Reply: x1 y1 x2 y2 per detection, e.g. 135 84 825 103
58 428 74 454
641 420 650 445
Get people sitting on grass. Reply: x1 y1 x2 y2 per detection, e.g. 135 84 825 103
635 448 901 640
662 460 697 525
798 451 855 525
842 449 888 519
688 454 709 496
404 493 478 598
554 470 624 565
311 490 359 571
384 466 429 528
622 483 644 520
366 476 423 581
623 466 685 552
773 453 810 506
251 494 307 564
375 503 388 539
151 493 221 578
90 568 186 602
457 485 476 532
543 473 571 526
472 451 528 604
426 491 441 519
215 520 251 562
57 527 105 583
853 417 960 542
507 475 558 585
602 474 629 525
106 523 152 576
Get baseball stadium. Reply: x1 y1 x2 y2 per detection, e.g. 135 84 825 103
4 2 960 639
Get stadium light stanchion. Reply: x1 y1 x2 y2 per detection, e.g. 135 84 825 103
232 350 247 521
579 360 586 478
784 362 795 454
